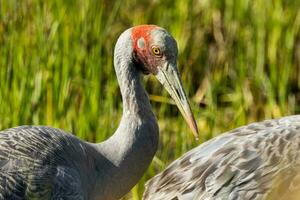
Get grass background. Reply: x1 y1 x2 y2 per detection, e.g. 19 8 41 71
0 0 300 199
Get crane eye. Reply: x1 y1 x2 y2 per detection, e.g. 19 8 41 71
151 46 162 57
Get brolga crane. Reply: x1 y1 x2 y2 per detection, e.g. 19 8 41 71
143 116 300 200
0 25 198 200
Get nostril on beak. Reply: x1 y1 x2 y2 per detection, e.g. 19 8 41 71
175 87 184 102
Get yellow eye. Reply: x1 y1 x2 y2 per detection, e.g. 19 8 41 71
151 46 162 56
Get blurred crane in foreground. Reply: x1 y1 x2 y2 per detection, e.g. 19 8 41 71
0 25 198 200
143 115 300 200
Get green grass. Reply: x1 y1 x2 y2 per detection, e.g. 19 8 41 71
0 0 300 199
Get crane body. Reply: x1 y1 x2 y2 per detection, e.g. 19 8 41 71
143 115 300 200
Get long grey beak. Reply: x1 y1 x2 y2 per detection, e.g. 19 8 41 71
155 61 199 138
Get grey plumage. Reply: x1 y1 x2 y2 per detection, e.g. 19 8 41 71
0 25 197 200
143 115 300 200
0 126 87 199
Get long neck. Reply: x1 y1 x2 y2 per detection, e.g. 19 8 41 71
90 30 159 200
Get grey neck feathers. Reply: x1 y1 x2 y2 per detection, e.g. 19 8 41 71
91 29 159 199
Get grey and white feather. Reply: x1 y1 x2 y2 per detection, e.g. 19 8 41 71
143 115 300 200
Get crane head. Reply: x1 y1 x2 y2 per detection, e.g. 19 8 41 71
131 25 199 138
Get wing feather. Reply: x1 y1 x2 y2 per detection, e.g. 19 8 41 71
143 115 300 200
0 126 86 199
